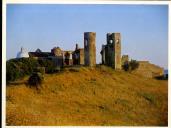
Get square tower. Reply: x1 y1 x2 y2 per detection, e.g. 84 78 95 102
106 33 121 69
84 32 96 67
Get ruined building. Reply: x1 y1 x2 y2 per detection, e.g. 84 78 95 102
101 33 121 69
29 45 82 67
84 32 96 67
72 44 84 65
121 55 129 66
50 47 64 66
121 54 164 78
63 51 73 66
135 61 164 78
17 31 164 78
27 32 96 67
29 47 64 66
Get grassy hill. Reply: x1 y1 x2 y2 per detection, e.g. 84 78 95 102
6 66 168 126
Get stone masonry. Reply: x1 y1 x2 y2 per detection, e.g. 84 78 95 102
135 61 164 78
84 32 96 67
101 33 121 69
121 55 129 66
72 44 84 65
27 31 164 78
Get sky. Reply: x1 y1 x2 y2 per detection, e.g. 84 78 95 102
6 4 168 69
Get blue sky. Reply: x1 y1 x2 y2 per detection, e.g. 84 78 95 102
6 4 168 69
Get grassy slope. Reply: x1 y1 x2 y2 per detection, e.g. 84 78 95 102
6 66 168 126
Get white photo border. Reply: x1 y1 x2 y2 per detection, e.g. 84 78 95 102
2 0 171 128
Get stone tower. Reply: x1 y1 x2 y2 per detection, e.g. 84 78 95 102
84 32 96 67
106 33 121 69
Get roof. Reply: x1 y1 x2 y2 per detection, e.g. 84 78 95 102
16 47 29 58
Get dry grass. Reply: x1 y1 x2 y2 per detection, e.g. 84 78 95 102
6 66 168 126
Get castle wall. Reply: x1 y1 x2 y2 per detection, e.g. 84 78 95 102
84 32 96 67
102 33 121 69
101 45 106 64
122 55 129 66
113 33 121 69
135 61 164 78
49 56 63 67
79 49 84 65
63 51 73 66
72 48 84 65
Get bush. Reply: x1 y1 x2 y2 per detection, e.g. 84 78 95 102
28 72 44 88
122 60 139 71
34 67 45 74
122 61 129 71
6 62 20 82
6 58 59 83
6 58 40 83
129 60 139 70
38 59 56 73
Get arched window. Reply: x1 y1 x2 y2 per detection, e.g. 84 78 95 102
109 40 113 44
85 39 88 47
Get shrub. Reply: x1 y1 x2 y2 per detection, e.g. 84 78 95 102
6 58 40 83
28 72 44 89
38 59 56 73
129 60 139 70
122 60 139 71
6 62 20 82
34 67 45 74
155 75 168 80
6 58 59 83
122 61 129 71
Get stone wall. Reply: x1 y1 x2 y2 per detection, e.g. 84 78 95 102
113 33 121 69
122 55 129 66
49 56 63 67
101 45 106 64
135 61 164 78
51 47 63 56
79 49 84 65
101 33 121 69
72 48 84 65
63 51 73 66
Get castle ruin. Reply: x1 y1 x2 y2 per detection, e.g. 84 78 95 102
101 33 121 69
72 44 84 65
28 32 96 67
18 31 164 78
121 55 129 66
84 32 96 67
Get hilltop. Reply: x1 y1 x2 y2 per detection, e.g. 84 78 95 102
6 66 168 126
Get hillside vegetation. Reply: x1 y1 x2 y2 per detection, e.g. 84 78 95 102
6 66 168 126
